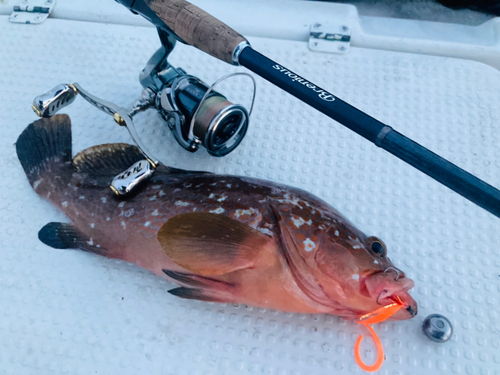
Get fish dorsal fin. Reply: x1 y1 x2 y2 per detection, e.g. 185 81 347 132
72 143 144 176
158 213 273 276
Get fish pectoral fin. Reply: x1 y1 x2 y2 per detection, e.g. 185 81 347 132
72 143 144 177
158 213 273 276
168 287 233 303
38 222 106 255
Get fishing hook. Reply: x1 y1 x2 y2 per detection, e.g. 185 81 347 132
383 266 400 280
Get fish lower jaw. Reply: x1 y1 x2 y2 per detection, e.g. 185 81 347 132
375 291 418 321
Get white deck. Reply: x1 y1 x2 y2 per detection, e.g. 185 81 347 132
0 1 499 374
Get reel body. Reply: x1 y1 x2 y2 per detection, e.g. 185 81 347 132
31 29 255 195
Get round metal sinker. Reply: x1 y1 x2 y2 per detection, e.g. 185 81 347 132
423 314 453 343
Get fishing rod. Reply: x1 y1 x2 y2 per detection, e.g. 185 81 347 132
115 0 500 218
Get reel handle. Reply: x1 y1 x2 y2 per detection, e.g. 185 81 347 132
32 84 78 118
120 0 248 64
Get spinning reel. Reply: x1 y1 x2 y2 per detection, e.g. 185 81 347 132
32 30 256 196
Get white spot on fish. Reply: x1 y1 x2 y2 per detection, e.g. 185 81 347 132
118 202 125 208
159 190 166 197
234 208 257 218
173 188 181 193
303 238 316 252
195 184 204 188
184 183 192 188
61 201 68 207
87 238 94 246
96 245 100 248
175 201 190 207
124 209 134 217
144 221 151 227
278 193 300 207
352 274 359 280
210 207 225 214
210 182 217 186
79 196 85 200
226 184 232 188
257 227 273 236
33 179 41 190
90 223 95 228
209 193 215 199
353 245 361 249
217 195 227 202
291 216 312 229
106 217 110 221
153 185 161 189
101 197 107 203
334 230 340 237
152 209 159 216
121 221 126 229
374 260 379 264
150 196 157 201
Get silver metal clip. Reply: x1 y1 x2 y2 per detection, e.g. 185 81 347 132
32 83 78 118
309 23 351 54
110 159 155 196
10 0 56 24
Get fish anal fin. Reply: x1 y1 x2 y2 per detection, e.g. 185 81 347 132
158 213 275 276
38 222 106 255
168 287 233 303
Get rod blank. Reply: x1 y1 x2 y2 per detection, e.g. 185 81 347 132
238 47 500 218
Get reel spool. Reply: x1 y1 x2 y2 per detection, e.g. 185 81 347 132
159 72 255 157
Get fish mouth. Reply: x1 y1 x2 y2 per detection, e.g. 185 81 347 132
364 271 418 320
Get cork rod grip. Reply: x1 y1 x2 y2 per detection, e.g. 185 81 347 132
147 0 248 64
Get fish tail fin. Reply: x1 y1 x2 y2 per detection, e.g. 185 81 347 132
16 115 72 188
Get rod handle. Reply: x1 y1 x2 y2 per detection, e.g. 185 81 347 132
147 0 248 64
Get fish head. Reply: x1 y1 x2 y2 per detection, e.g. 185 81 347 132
312 225 417 320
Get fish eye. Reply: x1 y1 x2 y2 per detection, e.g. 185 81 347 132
367 236 387 257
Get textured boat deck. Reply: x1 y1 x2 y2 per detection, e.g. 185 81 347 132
0 7 499 375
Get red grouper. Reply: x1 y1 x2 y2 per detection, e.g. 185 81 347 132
16 115 417 320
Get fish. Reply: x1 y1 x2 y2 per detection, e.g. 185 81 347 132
16 115 417 320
